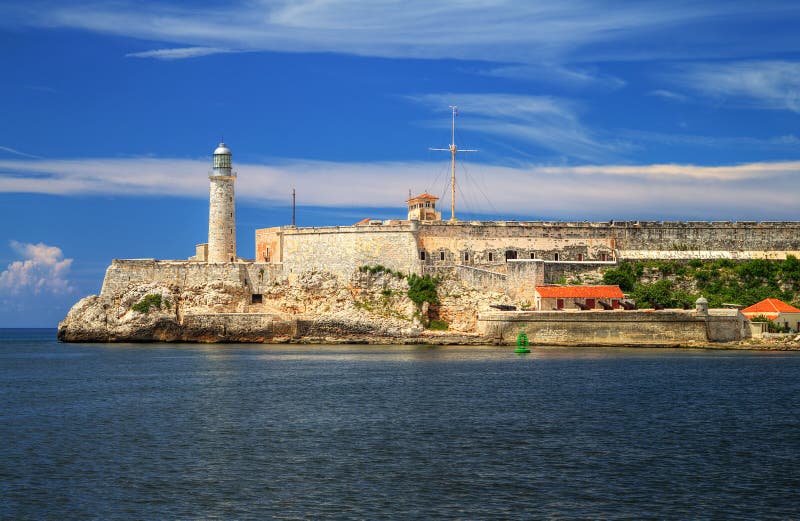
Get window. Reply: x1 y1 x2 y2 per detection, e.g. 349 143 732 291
557 298 564 310
440 252 445 261
530 253 536 259
425 202 430 207
601 253 608 262
488 252 494 262
505 250 517 261
251 294 263 304
554 253 560 261
420 251 426 260
577 254 584 261
464 252 469 262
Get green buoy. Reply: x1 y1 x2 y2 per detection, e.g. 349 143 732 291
515 331 531 354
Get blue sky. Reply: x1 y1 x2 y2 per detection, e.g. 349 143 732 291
1 0 799 326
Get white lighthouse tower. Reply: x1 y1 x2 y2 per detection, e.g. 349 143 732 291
207 142 237 263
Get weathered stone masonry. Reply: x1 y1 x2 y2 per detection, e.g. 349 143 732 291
256 220 800 279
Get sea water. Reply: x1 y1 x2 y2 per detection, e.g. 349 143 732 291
2 329 800 520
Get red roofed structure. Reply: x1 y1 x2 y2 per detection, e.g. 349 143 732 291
741 298 800 332
534 285 625 311
406 193 441 221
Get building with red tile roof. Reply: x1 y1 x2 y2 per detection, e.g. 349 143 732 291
406 193 441 221
741 298 800 332
534 285 624 310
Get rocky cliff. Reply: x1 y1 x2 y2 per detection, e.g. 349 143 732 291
58 262 512 343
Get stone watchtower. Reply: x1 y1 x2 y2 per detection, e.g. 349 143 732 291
207 142 237 263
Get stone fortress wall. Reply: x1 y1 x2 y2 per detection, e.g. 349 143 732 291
102 220 800 314
100 259 281 300
256 223 422 279
255 220 800 280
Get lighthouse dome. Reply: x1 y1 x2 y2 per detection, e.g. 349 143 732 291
214 142 231 156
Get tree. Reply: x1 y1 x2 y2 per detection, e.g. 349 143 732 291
602 263 637 292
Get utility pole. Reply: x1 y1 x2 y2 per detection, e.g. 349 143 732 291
430 106 477 221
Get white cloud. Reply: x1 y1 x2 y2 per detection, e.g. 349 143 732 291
0 241 74 295
6 1 797 63
648 89 688 102
0 145 41 159
1 155 799 220
667 60 800 112
126 46 236 60
479 64 626 90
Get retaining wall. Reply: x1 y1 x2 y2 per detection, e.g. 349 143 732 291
478 309 750 345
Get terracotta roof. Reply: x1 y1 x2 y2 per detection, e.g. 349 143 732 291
535 285 624 299
406 192 439 203
742 298 800 315
354 217 371 226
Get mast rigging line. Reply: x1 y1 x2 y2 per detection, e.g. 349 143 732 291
428 105 477 222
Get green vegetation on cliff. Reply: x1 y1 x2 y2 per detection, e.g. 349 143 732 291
602 256 800 308
406 274 440 306
132 293 168 313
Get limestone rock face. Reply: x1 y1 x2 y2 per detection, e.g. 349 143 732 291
58 284 181 342
58 265 432 343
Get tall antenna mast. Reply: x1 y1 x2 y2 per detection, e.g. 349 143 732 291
430 106 477 221
292 187 296 227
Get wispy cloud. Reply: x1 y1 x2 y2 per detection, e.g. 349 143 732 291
666 60 800 112
408 93 627 163
648 89 688 102
0 146 41 159
126 46 236 60
25 85 58 93
479 64 626 90
7 1 798 63
616 129 800 151
1 155 798 220
0 241 73 295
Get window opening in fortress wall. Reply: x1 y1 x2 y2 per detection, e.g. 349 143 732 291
578 253 584 261
251 294 263 304
440 252 445 261
464 252 469 262
554 253 560 261
420 251 426 261
488 252 493 262
505 250 517 261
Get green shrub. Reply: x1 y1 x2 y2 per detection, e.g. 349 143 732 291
632 280 676 308
407 274 439 306
602 263 637 292
359 265 405 278
428 319 449 331
132 294 164 314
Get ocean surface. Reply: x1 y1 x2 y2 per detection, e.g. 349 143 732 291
2 329 800 520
